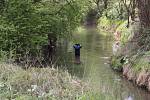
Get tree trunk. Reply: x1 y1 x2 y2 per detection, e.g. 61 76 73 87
137 0 150 28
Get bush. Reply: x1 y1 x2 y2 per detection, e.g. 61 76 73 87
110 56 124 71
116 21 131 45
0 0 90 61
98 16 125 32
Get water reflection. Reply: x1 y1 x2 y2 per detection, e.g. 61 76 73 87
54 27 150 100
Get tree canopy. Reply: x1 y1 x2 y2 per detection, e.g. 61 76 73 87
0 0 89 59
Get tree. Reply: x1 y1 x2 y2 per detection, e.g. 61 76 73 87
122 0 137 28
137 0 150 28
0 0 89 61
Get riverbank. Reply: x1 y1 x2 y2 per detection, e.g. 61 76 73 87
111 51 150 92
105 16 150 92
0 62 123 100
98 16 126 33
0 63 90 99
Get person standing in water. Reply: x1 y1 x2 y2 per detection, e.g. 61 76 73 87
73 44 82 64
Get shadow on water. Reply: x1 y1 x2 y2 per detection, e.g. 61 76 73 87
53 27 150 100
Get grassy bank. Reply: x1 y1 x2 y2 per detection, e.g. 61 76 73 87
98 16 131 44
0 63 90 100
0 63 118 100
108 16 150 91
98 16 125 33
110 51 150 90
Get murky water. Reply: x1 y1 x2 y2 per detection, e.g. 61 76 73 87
54 27 150 100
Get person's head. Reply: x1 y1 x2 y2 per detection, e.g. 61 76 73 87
75 43 80 46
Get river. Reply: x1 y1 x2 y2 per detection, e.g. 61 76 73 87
53 27 150 100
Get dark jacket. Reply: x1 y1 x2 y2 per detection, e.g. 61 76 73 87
73 44 82 56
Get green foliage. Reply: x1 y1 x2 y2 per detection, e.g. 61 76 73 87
98 0 129 33
0 0 5 14
131 52 150 72
98 16 125 32
111 56 123 71
0 0 44 58
0 0 89 60
99 16 131 45
105 1 127 20
116 21 131 45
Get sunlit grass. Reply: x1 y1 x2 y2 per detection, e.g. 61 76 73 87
132 52 150 72
77 92 117 100
0 63 90 99
0 63 123 100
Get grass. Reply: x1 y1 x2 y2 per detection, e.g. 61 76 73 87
98 16 132 45
77 92 116 100
131 52 150 72
110 56 124 71
98 16 125 33
0 63 122 100
116 21 131 45
111 50 150 73
0 63 90 100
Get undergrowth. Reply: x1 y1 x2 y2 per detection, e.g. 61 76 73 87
0 63 89 100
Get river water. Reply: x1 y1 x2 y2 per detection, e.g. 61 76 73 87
54 27 150 100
